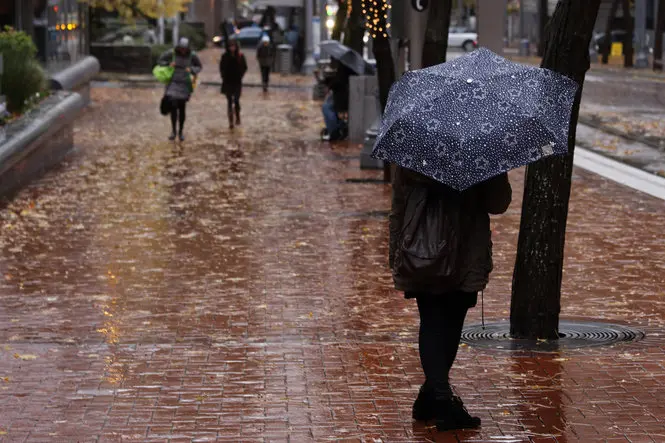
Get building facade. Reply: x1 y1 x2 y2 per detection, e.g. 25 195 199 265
0 0 89 73
186 0 239 41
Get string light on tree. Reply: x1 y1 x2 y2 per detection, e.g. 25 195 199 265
361 0 391 38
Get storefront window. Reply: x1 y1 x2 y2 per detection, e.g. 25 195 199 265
37 0 88 72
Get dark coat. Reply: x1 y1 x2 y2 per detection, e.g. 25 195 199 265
158 49 202 101
323 64 352 113
389 167 512 295
257 43 275 68
220 51 248 95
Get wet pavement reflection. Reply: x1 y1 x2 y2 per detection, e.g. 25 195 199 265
0 81 664 442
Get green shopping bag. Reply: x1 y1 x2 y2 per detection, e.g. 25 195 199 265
153 65 174 84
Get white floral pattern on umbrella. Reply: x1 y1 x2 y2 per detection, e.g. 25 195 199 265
372 48 579 191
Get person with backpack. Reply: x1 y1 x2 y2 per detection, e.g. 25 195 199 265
158 38 202 141
220 40 248 129
389 167 511 431
257 35 275 92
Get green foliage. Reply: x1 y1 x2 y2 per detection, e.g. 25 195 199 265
0 27 46 114
151 44 171 66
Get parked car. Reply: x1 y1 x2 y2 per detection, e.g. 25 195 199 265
448 27 478 52
213 25 264 48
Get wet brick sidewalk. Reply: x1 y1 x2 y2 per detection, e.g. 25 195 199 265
0 77 664 442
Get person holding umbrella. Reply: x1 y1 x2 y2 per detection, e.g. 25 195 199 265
317 59 353 141
220 40 248 129
374 48 579 431
317 40 375 141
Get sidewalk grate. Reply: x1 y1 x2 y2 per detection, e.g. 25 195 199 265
461 320 645 351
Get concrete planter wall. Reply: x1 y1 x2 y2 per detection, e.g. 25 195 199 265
0 93 85 199
50 56 101 105
90 44 153 75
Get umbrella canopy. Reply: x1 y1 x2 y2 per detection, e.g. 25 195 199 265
371 48 579 191
320 40 375 75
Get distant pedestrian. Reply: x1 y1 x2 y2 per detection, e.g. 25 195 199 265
220 40 248 129
389 169 511 431
158 37 202 141
257 35 275 92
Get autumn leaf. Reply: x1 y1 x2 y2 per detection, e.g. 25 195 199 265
78 0 192 20
13 354 37 361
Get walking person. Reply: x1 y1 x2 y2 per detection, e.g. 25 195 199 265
257 35 275 92
220 40 248 129
389 169 511 431
158 38 202 141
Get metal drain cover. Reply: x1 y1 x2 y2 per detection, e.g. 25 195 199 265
461 320 645 351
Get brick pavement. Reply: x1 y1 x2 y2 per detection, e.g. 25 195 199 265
0 79 663 442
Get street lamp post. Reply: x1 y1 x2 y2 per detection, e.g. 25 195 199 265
635 0 649 68
477 0 507 55
303 0 316 74
519 0 529 55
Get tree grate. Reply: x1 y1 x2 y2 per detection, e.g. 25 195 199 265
460 320 645 351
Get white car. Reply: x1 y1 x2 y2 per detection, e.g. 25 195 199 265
448 27 478 52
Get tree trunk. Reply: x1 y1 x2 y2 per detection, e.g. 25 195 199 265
602 0 620 64
345 0 365 53
510 0 601 341
422 0 453 67
537 0 548 56
622 0 634 67
332 0 347 41
654 0 665 71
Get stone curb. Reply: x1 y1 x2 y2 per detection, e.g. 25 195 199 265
93 75 312 91
578 114 665 152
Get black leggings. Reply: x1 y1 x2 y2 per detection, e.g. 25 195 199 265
170 99 186 134
226 93 240 115
260 66 271 86
413 291 477 397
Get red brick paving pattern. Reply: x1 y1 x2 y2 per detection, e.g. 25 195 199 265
0 83 663 442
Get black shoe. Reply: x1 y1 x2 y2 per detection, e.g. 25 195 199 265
412 384 436 421
235 114 241 126
168 132 176 141
179 133 185 142
435 395 481 431
321 128 331 141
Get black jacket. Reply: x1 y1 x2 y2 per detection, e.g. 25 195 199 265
220 51 248 94
389 167 512 294
324 65 352 113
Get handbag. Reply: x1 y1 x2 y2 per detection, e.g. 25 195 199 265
393 186 462 286
160 95 171 116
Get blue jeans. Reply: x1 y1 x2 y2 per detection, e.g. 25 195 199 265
322 94 340 135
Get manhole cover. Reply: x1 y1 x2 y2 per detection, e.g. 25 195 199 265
461 320 645 351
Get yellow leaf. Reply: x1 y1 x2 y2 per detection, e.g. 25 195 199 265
14 354 37 361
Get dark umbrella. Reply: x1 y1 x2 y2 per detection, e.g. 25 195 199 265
320 40 375 75
371 48 579 191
